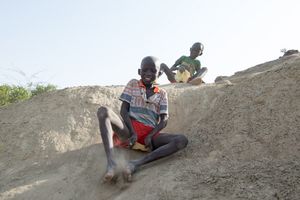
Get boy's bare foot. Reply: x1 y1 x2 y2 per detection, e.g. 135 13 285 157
122 162 136 182
103 167 118 183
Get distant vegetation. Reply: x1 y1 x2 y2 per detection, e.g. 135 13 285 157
0 84 57 106
0 68 57 106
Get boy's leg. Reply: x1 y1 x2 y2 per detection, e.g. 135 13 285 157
188 67 208 85
196 67 208 79
97 106 131 180
124 133 188 179
160 63 177 83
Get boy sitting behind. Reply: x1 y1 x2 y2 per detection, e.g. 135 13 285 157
160 42 207 84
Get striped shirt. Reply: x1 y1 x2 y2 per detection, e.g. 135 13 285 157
119 79 168 127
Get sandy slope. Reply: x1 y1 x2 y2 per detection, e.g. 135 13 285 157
0 54 299 200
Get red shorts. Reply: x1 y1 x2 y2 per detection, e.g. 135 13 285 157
113 119 159 148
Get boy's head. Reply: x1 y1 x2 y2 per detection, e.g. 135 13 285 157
190 42 204 59
138 56 160 85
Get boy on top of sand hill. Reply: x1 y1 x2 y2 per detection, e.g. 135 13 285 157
97 56 188 182
160 42 207 84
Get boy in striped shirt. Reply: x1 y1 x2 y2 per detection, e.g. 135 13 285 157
97 56 188 182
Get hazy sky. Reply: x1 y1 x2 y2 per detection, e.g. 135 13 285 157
1 0 299 88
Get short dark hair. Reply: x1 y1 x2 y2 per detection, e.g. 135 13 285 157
140 56 160 70
191 42 204 51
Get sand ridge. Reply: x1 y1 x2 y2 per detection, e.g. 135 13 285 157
0 54 299 199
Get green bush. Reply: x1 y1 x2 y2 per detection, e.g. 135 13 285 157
0 84 57 106
31 84 56 96
9 86 31 104
0 85 11 106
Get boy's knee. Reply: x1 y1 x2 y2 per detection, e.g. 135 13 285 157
97 106 109 119
175 135 188 150
160 63 165 69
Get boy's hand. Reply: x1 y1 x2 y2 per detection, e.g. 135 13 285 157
128 133 137 148
144 135 153 151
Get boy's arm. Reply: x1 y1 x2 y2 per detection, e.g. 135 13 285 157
144 114 168 150
120 101 137 146
190 68 201 80
170 57 183 71
189 67 208 81
189 61 203 80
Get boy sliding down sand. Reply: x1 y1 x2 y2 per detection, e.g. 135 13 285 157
160 42 207 84
97 56 188 182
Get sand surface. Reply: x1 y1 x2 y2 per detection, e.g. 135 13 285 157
0 54 299 200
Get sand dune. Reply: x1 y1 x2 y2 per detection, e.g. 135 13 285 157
0 54 299 200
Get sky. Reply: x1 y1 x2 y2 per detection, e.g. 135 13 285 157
0 0 299 88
